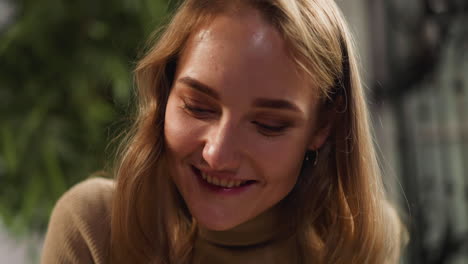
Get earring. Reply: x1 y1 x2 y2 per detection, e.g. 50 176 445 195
305 149 319 166
313 149 318 166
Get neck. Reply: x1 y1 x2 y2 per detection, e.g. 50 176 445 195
197 204 293 247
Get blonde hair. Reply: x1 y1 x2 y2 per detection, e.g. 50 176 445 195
110 0 404 263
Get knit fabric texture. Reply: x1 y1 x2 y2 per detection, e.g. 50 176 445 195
40 178 299 264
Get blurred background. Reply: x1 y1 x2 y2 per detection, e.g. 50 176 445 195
0 0 466 263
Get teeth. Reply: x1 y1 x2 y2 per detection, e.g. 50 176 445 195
213 177 220 185
200 172 247 188
220 179 227 186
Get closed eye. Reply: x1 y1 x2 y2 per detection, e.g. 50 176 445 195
252 121 289 136
182 102 217 118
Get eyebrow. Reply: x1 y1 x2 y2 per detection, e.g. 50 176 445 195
178 76 302 113
178 76 220 100
252 98 302 113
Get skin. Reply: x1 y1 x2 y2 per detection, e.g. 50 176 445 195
164 7 330 231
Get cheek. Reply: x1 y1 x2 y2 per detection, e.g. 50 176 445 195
250 136 306 189
268 146 304 203
164 96 201 158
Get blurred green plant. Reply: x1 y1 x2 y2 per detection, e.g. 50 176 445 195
0 0 173 235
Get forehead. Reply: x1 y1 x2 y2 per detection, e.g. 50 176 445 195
176 8 316 106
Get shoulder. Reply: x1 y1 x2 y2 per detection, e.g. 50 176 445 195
51 177 114 231
57 177 114 215
41 177 115 264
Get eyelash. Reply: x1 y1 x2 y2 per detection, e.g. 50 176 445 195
182 102 215 117
182 102 290 136
251 121 289 136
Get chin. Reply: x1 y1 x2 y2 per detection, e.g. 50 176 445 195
191 207 246 231
197 218 239 231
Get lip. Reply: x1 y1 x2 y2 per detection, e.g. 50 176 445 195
190 165 257 194
196 166 255 182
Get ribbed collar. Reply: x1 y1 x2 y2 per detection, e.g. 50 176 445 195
197 205 291 247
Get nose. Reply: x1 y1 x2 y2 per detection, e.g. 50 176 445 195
202 119 241 171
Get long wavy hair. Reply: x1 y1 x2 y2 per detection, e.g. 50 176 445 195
110 0 404 263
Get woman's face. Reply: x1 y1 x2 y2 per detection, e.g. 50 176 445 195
164 8 328 231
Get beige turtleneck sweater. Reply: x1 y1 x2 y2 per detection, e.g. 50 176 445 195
40 177 300 264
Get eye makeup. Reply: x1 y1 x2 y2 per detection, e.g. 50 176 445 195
176 86 299 137
180 96 218 119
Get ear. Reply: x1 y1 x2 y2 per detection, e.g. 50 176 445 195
307 121 333 151
307 100 340 150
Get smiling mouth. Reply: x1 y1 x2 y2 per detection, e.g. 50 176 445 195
191 166 256 189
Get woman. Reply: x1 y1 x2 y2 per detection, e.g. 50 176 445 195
41 0 405 263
